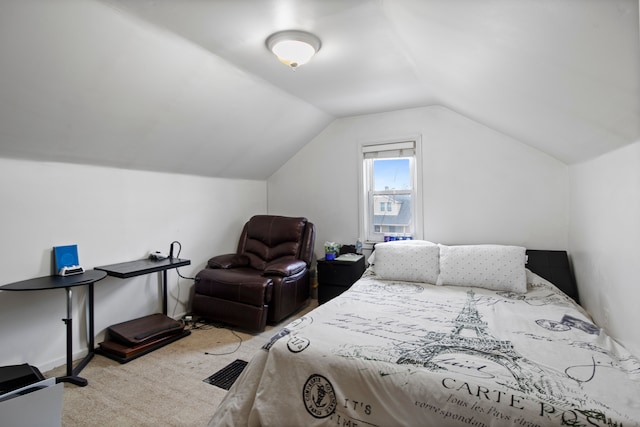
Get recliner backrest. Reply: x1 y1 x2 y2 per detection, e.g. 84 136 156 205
237 215 314 271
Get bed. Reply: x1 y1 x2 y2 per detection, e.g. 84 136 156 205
209 242 640 426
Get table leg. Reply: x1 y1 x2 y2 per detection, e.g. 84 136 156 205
65 287 72 376
162 270 168 315
72 283 95 377
56 287 88 387
87 283 94 351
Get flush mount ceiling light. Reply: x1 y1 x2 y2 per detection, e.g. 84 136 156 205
266 30 321 69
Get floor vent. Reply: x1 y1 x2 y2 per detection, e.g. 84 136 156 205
203 359 248 390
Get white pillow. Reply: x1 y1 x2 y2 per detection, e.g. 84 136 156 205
368 240 437 265
373 241 440 284
436 244 527 293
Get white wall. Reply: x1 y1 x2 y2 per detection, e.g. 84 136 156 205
569 140 640 357
0 158 266 371
268 106 569 257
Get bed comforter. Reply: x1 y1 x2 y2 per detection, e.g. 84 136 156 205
209 269 640 426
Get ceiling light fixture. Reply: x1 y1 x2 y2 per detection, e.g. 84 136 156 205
266 30 321 70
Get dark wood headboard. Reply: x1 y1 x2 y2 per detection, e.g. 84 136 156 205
526 249 579 304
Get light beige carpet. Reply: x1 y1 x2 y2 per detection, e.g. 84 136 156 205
46 301 316 427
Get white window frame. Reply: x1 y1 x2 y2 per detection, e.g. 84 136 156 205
358 137 423 246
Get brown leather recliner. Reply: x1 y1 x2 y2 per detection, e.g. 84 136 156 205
193 215 316 332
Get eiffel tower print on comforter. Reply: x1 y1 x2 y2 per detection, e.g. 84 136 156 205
210 269 640 426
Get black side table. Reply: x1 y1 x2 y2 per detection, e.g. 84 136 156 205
0 270 108 386
317 255 366 304
95 257 190 315
94 257 191 363
525 250 579 304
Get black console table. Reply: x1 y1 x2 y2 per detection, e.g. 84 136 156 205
0 270 108 387
94 258 191 363
95 257 190 314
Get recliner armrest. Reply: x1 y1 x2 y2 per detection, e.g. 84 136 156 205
264 259 306 277
207 253 250 269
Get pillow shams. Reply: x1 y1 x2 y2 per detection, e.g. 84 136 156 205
436 244 527 293
373 242 439 284
368 239 436 265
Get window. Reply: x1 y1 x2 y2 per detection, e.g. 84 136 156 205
359 139 423 244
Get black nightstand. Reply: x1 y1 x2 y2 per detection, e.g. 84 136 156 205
317 255 366 304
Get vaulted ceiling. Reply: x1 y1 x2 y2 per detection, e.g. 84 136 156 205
0 0 638 179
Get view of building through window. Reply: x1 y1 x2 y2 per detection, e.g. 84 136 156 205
372 158 412 239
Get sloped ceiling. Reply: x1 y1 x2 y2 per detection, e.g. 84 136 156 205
0 0 638 179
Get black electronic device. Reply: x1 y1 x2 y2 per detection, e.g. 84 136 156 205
0 364 45 396
148 251 167 260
